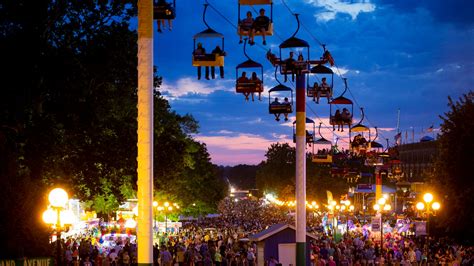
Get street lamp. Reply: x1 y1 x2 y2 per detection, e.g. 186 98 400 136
154 201 179 235
42 188 74 266
416 192 441 235
373 199 391 251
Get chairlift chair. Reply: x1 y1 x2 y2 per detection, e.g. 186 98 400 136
312 122 333 163
154 0 176 20
237 0 274 37
307 64 334 103
349 108 371 153
292 117 315 145
279 14 310 76
192 4 225 68
329 78 353 128
236 39 264 100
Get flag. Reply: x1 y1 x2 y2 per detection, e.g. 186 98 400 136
326 190 333 205
427 125 434 133
394 132 402 145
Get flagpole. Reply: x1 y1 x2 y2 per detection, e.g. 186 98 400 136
396 108 400 133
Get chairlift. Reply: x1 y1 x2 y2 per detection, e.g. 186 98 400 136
307 64 334 104
279 14 310 77
268 68 293 121
236 39 264 101
292 117 315 145
350 107 371 153
312 122 333 163
154 0 176 20
329 78 353 130
237 0 274 37
192 4 225 68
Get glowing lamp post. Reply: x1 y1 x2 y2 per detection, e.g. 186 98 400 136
154 201 179 234
42 188 74 266
373 197 391 251
416 192 440 235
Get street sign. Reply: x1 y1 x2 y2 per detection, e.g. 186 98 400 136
371 216 381 232
358 184 373 190
415 221 427 236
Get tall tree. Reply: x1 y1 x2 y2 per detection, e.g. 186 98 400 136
0 0 225 256
432 91 474 241
256 143 348 203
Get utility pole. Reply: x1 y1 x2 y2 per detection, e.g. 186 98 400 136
137 0 154 265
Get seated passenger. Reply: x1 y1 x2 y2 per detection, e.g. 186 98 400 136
333 109 342 132
193 43 209 80
252 9 270 45
310 82 319 100
271 97 281 121
284 52 295 82
211 45 225 79
266 50 278 66
155 0 173 33
341 108 351 131
283 97 290 121
250 72 262 101
239 11 254 44
238 72 251 101
322 49 335 66
316 77 331 104
294 54 306 76
237 71 249 83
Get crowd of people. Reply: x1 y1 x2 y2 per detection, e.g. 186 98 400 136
54 198 473 265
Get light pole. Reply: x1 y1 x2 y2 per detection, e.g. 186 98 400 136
154 201 179 235
373 197 391 251
42 188 74 266
137 0 154 264
416 192 440 236
341 200 354 234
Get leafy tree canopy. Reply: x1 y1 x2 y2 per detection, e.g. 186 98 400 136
432 91 474 241
0 0 225 257
256 143 348 203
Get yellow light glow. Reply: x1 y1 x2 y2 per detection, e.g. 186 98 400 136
432 202 441 210
42 209 57 225
378 198 386 206
423 193 433 203
164 202 170 207
383 204 391 211
416 202 425 210
349 205 355 211
344 200 351 206
383 194 389 200
125 219 137 228
48 188 68 207
341 205 346 211
158 206 164 211
335 205 340 210
331 201 337 206
133 206 138 216
168 206 173 211
373 204 380 211
312 201 317 206
153 201 158 207
60 210 75 225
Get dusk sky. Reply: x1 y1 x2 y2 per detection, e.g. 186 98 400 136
151 0 473 166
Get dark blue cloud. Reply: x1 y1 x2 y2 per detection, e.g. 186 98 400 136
375 0 474 26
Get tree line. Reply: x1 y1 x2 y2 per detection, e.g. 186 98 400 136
0 1 225 258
